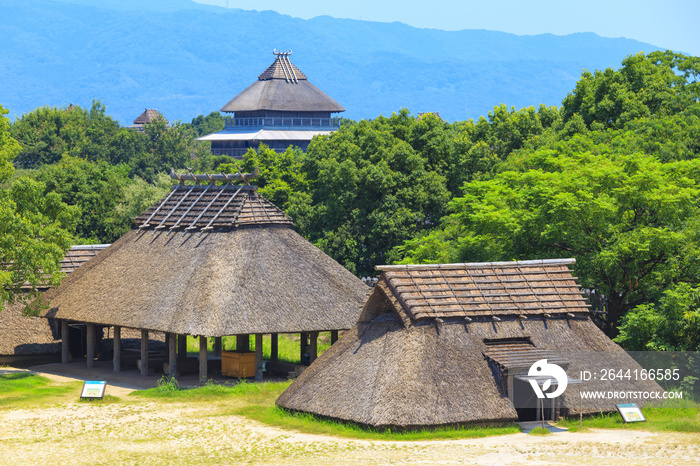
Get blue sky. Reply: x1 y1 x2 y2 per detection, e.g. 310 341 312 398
194 0 699 57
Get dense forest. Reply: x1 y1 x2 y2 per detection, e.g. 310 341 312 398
1 51 699 352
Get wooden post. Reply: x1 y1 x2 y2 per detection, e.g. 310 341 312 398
236 334 249 352
214 337 222 357
140 329 149 376
199 336 208 384
178 334 187 358
255 334 263 382
309 331 318 363
113 326 121 373
270 333 278 362
300 332 308 365
168 331 177 379
61 320 70 364
86 323 95 368
331 330 339 344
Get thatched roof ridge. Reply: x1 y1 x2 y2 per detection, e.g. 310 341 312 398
371 259 589 324
134 184 293 233
220 52 344 113
258 53 307 81
42 226 369 336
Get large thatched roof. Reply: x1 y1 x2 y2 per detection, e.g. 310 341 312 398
42 183 368 336
1 245 108 356
276 260 661 428
220 52 345 113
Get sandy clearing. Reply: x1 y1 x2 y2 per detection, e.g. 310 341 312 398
1 367 698 465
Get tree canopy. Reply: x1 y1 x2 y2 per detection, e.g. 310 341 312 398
0 105 76 311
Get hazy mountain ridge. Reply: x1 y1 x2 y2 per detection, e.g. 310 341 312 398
0 0 663 124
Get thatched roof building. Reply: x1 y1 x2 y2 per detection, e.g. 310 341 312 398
0 245 108 365
277 260 662 429
129 108 168 131
198 51 345 157
42 171 369 380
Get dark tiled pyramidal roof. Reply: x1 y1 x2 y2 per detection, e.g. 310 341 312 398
135 184 293 233
375 259 589 321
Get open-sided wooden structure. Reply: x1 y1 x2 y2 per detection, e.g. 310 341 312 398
0 245 108 365
42 171 369 381
277 260 662 429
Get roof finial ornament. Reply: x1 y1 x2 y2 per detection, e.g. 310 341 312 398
272 49 297 83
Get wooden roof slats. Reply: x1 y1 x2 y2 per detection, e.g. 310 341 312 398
169 183 213 234
483 342 570 370
201 184 246 233
138 187 179 230
135 184 293 234
379 259 590 323
153 185 196 233
184 184 231 232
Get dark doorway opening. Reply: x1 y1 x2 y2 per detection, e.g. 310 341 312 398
513 378 556 422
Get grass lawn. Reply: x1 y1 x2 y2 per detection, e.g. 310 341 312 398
186 333 332 364
133 377 521 440
1 371 698 441
558 399 700 433
1 371 699 464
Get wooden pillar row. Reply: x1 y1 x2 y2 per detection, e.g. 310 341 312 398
236 334 249 352
309 331 318 363
331 330 339 344
140 329 149 376
168 332 177 379
214 337 222 357
178 334 187 358
86 323 96 368
113 326 121 373
270 333 278 362
300 332 309 365
254 334 263 382
61 320 70 364
199 336 208 384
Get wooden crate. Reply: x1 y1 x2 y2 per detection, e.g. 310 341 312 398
221 350 255 378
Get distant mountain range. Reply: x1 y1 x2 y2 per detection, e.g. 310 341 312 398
1 0 663 125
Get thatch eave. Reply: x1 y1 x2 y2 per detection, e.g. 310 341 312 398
42 227 369 336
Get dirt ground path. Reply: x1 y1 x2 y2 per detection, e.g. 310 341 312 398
1 367 698 465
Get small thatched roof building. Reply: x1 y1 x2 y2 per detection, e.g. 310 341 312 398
0 245 108 365
42 171 369 380
277 260 662 429
129 108 168 131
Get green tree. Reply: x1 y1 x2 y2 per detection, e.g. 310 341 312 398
183 111 225 137
11 101 121 168
561 51 699 131
398 145 700 336
109 118 207 182
33 156 132 243
296 116 451 276
107 173 172 238
615 283 700 351
0 104 76 311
